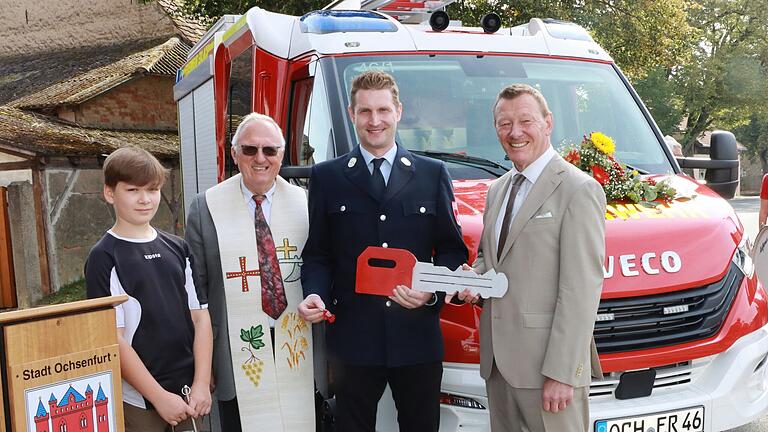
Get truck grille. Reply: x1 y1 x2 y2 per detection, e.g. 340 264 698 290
594 263 743 354
588 358 711 398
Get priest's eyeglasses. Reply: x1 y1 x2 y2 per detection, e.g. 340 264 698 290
238 145 283 157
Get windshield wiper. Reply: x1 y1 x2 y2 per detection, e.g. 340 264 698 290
410 150 509 178
623 163 649 175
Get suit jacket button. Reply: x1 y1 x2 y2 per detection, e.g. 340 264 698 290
382 242 388 248
419 206 426 213
340 205 346 212
380 214 386 221
385 300 392 307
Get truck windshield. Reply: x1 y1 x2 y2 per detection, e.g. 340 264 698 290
332 54 674 179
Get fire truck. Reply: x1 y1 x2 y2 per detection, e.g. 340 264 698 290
174 1 768 430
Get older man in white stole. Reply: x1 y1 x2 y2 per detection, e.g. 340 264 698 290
186 113 314 431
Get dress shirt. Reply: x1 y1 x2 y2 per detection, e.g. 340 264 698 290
494 146 557 249
241 179 277 224
359 144 398 185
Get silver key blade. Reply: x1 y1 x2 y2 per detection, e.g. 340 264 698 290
413 262 507 298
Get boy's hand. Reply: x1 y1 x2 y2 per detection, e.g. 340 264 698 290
152 390 194 426
188 382 212 417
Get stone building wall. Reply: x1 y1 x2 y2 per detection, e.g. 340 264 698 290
0 0 177 57
41 166 183 288
56 76 178 131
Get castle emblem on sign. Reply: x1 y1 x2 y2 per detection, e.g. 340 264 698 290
32 383 110 432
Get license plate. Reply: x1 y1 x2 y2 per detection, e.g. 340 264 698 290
595 406 704 432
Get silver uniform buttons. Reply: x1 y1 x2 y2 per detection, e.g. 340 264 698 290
380 214 386 221
419 206 426 214
385 300 392 307
340 205 346 212
382 242 388 248
333 299 338 305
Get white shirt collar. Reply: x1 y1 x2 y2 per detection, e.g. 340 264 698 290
510 146 556 184
359 144 397 167
240 177 277 204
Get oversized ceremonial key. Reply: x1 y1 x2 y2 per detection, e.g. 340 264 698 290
177 385 199 432
355 246 507 298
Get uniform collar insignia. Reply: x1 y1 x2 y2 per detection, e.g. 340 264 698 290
400 157 411 167
348 157 357 168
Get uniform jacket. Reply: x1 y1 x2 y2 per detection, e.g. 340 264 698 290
475 154 605 389
301 144 468 367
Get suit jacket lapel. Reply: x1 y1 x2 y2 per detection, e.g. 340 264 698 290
381 145 414 204
343 146 380 201
498 156 566 262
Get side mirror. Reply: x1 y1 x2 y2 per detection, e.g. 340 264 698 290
675 130 739 199
705 131 739 198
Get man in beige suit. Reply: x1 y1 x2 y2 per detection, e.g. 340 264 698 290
461 84 605 431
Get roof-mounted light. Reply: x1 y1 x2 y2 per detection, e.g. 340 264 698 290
541 18 593 41
300 10 398 34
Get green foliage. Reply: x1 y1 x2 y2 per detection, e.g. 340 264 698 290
240 325 266 350
448 0 695 80
177 0 326 22
37 279 86 306
633 67 686 134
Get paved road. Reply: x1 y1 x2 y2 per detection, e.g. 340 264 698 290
725 196 764 432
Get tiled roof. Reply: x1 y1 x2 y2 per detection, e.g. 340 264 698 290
0 38 168 105
12 38 190 111
57 386 85 407
96 385 107 402
35 399 47 418
0 106 178 158
155 0 209 43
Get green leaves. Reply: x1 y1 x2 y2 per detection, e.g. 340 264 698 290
240 325 266 350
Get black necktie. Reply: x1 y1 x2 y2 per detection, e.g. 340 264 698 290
371 158 386 199
497 174 526 260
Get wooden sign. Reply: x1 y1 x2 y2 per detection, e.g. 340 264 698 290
0 296 126 432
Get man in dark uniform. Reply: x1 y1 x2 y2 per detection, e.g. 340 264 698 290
297 70 468 431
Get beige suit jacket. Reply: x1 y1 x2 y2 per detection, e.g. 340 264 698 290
476 154 606 389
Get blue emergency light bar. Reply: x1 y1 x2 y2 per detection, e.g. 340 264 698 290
300 10 398 34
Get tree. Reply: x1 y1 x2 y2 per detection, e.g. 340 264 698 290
175 0 325 22
448 0 695 80
666 0 768 154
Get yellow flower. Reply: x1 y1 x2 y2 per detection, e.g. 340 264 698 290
590 132 616 155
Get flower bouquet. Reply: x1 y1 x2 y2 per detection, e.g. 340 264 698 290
562 132 676 204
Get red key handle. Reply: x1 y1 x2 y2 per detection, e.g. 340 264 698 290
355 246 417 296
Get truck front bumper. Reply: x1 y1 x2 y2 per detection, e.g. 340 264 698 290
435 321 768 432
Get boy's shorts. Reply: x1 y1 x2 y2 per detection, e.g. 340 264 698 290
123 402 207 432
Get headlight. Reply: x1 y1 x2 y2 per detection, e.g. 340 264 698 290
733 234 754 277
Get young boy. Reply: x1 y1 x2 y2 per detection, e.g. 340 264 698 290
85 147 213 431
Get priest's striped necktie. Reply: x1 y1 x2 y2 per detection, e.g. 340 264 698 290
253 195 288 319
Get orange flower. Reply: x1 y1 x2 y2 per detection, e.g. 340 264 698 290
565 149 580 165
591 165 609 185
